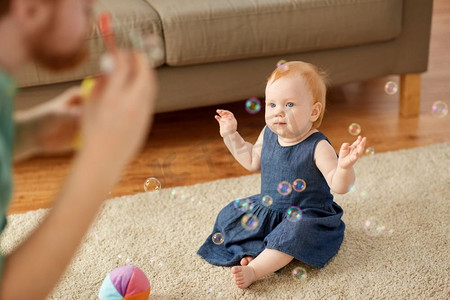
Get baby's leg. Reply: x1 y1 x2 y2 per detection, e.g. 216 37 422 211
231 249 293 289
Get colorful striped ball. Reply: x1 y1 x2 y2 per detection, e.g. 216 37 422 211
99 265 151 300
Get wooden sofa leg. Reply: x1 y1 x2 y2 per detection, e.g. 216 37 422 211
400 73 421 117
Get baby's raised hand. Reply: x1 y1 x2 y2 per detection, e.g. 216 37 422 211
215 109 238 137
338 136 367 169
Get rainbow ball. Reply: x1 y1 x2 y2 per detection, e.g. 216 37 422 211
98 265 151 300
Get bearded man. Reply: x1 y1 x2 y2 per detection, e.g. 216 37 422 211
0 0 158 298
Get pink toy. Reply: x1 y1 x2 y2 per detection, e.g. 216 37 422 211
98 265 151 300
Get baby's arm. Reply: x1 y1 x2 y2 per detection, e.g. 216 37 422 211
215 109 264 172
315 136 366 194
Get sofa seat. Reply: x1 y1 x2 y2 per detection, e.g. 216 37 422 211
147 0 403 66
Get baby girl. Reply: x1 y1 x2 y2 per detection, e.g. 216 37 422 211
197 61 366 289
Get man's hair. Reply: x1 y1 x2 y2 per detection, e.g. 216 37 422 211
1 0 56 18
0 0 12 18
267 61 328 128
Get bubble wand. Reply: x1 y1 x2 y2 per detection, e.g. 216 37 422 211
73 12 163 149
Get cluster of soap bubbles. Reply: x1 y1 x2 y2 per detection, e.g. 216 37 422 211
144 177 161 192
234 198 254 212
384 80 448 118
292 266 307 280
149 256 165 268
229 198 260 231
170 187 197 203
277 179 306 196
117 253 133 264
363 217 394 237
244 60 290 114
348 123 376 155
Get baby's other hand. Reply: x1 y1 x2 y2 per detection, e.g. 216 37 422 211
215 109 238 137
338 136 366 169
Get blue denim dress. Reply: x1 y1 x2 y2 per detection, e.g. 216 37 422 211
197 127 345 268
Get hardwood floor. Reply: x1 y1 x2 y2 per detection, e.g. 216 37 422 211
9 0 450 215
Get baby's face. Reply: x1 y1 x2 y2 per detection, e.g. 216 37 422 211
265 75 316 141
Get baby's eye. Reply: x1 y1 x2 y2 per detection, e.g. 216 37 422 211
269 103 276 108
286 102 294 108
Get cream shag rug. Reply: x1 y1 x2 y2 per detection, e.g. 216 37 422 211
1 143 450 299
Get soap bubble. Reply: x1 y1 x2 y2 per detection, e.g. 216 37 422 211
207 287 223 298
348 181 367 200
277 181 292 196
245 97 261 114
292 267 307 280
212 232 224 245
384 81 398 95
364 218 394 236
365 147 375 156
234 198 254 212
241 214 259 230
292 179 306 192
144 177 161 191
363 217 384 236
277 60 288 71
431 101 448 118
348 123 361 136
138 33 165 65
261 195 273 207
286 206 302 222
170 187 180 199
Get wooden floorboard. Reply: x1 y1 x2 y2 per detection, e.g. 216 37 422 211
9 0 450 214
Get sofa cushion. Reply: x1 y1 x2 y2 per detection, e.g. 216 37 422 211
147 0 403 66
15 0 163 88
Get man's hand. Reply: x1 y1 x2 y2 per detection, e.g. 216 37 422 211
14 87 83 160
215 109 238 138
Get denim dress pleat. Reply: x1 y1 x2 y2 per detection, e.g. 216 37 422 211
197 127 345 268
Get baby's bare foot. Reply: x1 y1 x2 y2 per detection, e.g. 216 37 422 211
240 256 254 266
231 266 256 289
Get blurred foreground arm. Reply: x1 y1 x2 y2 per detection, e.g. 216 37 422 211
0 50 158 300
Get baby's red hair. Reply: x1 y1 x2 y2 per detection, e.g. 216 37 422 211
267 61 328 128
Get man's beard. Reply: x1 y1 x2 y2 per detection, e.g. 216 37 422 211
31 43 89 72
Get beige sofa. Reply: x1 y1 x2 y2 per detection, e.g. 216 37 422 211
14 0 433 117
